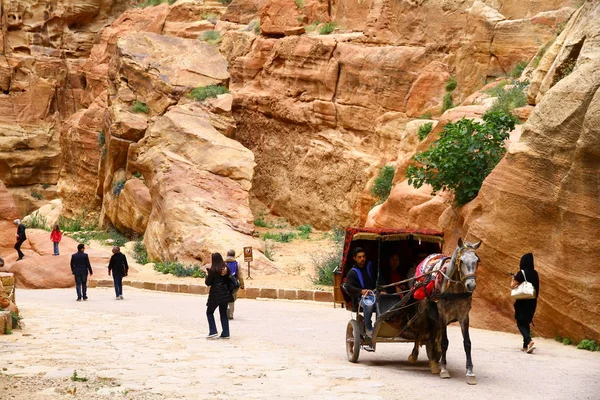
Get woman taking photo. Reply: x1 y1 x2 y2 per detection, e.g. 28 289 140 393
510 253 540 353
205 253 234 339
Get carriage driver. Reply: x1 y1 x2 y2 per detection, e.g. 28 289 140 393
345 247 377 336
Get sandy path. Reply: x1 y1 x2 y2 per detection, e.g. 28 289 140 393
1 288 598 399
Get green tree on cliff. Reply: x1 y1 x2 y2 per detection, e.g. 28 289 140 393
406 110 515 205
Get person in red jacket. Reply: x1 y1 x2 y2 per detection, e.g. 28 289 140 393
50 224 62 256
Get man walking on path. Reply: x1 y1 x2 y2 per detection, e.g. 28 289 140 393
71 243 93 301
225 249 244 320
108 246 128 300
13 219 26 260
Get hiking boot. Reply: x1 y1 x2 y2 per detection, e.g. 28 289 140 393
206 333 218 339
527 341 536 354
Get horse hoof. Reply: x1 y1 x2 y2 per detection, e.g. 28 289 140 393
408 354 418 364
466 375 477 385
430 362 441 375
440 370 451 379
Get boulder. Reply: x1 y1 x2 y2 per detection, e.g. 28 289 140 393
135 103 260 264
22 199 63 229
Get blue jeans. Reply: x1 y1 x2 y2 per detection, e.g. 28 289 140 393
53 242 59 255
362 302 375 331
113 275 123 297
207 302 229 337
74 274 88 299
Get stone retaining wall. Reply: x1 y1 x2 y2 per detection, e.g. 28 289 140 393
90 279 334 303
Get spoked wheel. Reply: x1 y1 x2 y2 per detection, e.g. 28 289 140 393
346 319 361 363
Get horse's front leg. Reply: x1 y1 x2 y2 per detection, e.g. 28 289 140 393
460 316 476 385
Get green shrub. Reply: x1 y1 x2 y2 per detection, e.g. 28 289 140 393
297 224 312 239
577 339 599 351
11 311 22 329
419 112 432 119
417 122 433 141
294 0 304 8
137 0 177 7
305 21 320 32
563 338 572 345
42 183 51 189
31 191 43 200
532 42 551 68
261 232 297 243
445 76 457 92
98 130 105 147
71 371 88 382
190 84 229 102
59 211 90 232
27 212 48 230
555 335 563 343
217 0 232 4
441 92 454 113
331 226 345 244
487 81 527 119
254 215 271 228
132 171 142 178
311 242 343 286
154 261 206 278
319 22 336 35
254 22 260 35
133 241 149 264
406 110 515 205
510 61 527 78
113 180 126 196
132 101 149 114
263 242 274 261
371 165 395 204
202 13 218 24
108 228 128 247
201 30 222 45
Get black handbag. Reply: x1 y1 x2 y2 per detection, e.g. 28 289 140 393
229 274 240 293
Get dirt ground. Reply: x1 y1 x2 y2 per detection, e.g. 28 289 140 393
1 288 598 399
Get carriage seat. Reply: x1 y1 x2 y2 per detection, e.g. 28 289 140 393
376 293 401 315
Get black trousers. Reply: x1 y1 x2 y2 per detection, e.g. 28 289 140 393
74 273 88 299
517 320 532 348
14 239 25 259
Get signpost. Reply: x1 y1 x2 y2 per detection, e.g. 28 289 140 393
244 246 253 279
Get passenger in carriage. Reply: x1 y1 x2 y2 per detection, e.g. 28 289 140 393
345 247 376 337
387 253 416 296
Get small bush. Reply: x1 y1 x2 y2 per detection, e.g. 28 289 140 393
261 232 297 243
555 335 563 343
419 112 432 119
487 81 527 119
31 191 43 200
305 21 320 32
331 226 345 244
217 0 232 4
263 242 274 261
132 101 149 114
71 370 88 382
133 241 149 264
445 76 457 92
319 22 336 35
59 211 90 232
311 241 342 285
510 61 527 78
200 30 222 45
202 13 218 24
371 165 395 204
27 211 48 230
577 339 599 352
97 130 105 147
11 312 22 329
441 92 454 113
254 22 260 35
190 84 229 102
294 0 304 8
137 0 176 7
113 180 126 196
417 122 433 141
132 171 142 178
42 183 51 189
108 228 128 247
254 215 271 228
297 224 312 239
154 261 206 278
406 110 515 205
563 338 572 345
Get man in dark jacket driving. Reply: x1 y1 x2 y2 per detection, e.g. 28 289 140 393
345 247 376 336
71 243 93 301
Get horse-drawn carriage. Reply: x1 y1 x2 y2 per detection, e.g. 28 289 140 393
333 227 482 385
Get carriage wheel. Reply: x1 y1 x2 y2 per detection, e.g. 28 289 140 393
346 320 361 363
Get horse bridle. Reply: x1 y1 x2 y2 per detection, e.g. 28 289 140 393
454 247 478 283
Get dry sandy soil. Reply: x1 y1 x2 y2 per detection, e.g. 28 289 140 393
1 288 598 400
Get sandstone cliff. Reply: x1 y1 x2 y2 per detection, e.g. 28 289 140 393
366 1 600 342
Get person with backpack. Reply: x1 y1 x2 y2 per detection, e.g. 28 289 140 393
50 224 62 256
225 249 244 320
205 253 234 339
344 247 376 336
